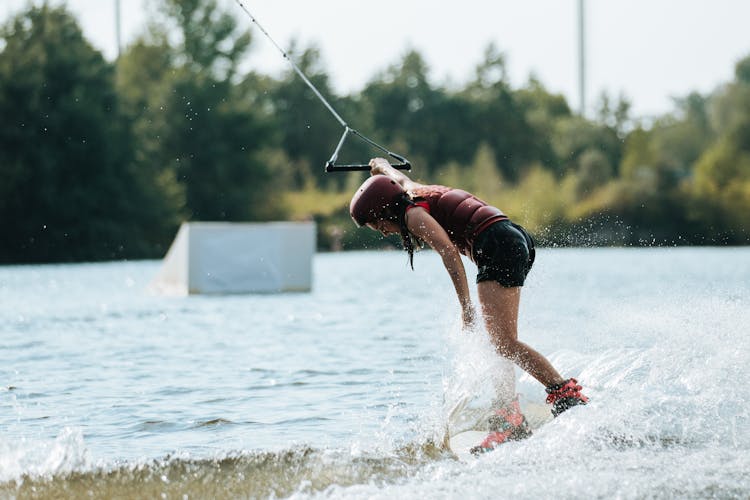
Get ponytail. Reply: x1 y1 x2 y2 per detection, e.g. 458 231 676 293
397 194 419 270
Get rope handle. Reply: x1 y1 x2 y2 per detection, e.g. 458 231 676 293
324 128 411 172
324 163 411 172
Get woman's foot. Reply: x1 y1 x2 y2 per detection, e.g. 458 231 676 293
546 378 589 416
470 398 532 455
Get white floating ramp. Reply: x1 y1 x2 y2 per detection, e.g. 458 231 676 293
151 221 316 295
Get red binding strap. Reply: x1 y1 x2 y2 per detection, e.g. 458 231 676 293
545 378 588 404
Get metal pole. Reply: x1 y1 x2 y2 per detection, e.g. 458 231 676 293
578 0 586 116
115 0 122 58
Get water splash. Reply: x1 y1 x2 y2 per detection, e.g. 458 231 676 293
0 427 91 483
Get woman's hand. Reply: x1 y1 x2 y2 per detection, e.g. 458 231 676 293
462 304 477 331
369 157 391 176
368 157 422 192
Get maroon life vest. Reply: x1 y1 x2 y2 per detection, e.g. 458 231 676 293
409 185 508 256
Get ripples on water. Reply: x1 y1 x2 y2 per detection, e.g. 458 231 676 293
1 248 749 499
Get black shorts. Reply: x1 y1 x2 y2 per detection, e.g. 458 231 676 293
472 220 535 287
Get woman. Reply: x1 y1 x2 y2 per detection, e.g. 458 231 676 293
350 158 588 453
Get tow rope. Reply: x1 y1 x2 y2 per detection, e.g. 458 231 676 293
232 1 411 173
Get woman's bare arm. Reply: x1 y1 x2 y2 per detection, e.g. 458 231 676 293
369 157 424 193
405 206 475 327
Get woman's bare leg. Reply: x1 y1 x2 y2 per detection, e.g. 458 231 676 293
477 281 565 387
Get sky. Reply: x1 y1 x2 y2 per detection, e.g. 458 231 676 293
2 0 750 119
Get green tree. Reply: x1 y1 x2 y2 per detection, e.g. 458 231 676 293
363 50 455 176
595 91 632 139
710 55 750 140
574 148 613 197
0 5 170 262
462 44 537 181
434 143 503 199
141 0 279 221
685 57 750 242
687 139 750 242
268 42 346 189
160 0 250 80
551 115 622 176
624 93 713 193
115 36 185 242
515 76 572 170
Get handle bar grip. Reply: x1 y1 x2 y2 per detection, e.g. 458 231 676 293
325 161 411 172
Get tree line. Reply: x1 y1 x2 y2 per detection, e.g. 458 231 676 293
1 1 749 263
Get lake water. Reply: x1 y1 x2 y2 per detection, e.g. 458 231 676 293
1 248 749 499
